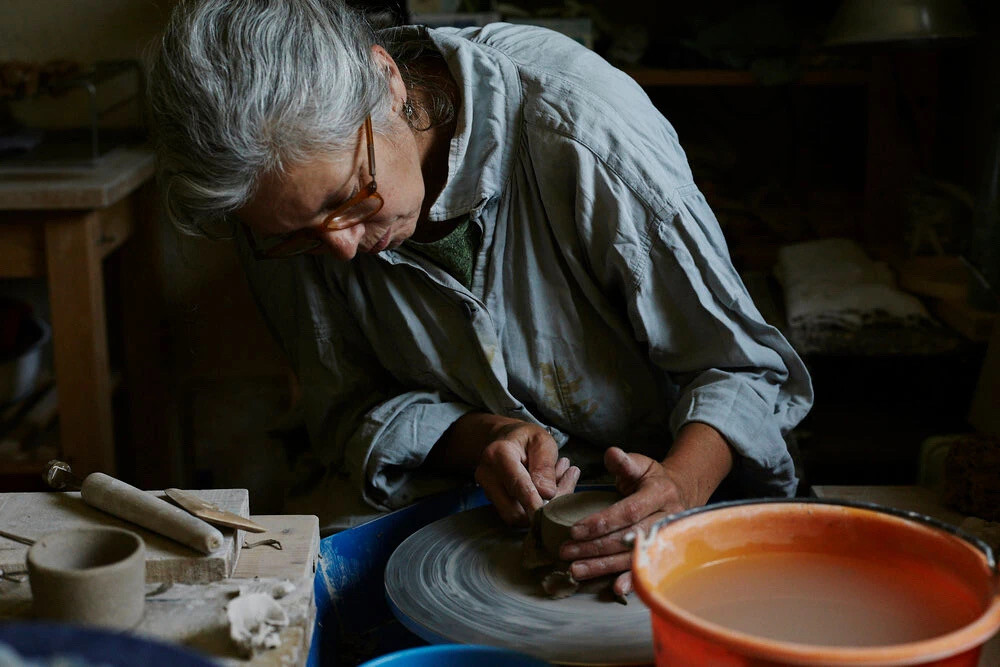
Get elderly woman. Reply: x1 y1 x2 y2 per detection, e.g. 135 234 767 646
147 0 812 598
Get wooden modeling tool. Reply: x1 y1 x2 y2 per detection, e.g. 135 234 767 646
165 488 266 533
44 460 224 554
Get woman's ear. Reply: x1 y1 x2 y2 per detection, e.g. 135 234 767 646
372 45 406 109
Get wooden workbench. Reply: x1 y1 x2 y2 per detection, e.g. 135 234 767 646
0 512 320 666
0 146 160 479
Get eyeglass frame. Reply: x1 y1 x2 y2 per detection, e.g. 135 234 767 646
249 115 383 259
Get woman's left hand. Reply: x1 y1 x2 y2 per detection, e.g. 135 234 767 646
557 422 734 598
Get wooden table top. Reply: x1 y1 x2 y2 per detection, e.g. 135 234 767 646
810 484 968 525
0 145 154 210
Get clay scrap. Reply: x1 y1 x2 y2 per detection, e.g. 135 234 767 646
225 581 296 657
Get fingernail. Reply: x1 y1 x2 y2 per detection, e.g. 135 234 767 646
571 563 589 578
561 544 579 559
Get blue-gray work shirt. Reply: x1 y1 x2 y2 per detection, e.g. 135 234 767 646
236 23 814 513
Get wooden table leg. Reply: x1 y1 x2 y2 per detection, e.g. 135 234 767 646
44 210 116 476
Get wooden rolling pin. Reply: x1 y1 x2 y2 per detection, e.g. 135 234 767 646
44 460 224 554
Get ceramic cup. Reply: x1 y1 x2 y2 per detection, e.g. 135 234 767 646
27 526 146 629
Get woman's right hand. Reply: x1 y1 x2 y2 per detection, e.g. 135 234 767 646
474 418 580 526
429 413 579 526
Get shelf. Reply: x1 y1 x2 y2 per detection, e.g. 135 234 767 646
624 68 870 88
2 60 144 167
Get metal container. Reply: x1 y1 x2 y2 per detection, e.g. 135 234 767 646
0 312 49 405
633 499 1000 667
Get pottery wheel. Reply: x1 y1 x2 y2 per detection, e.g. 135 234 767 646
384 506 654 665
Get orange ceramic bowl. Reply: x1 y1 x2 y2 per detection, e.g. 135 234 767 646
632 499 1000 666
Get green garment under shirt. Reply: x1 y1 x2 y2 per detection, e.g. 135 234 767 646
405 218 480 288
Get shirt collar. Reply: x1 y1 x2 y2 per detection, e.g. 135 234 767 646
386 26 521 221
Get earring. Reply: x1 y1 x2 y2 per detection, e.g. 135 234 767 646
402 99 415 121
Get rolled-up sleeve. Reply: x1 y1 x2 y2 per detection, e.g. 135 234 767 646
634 188 813 496
350 394 475 508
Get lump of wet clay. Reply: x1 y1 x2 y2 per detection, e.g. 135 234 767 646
522 490 622 601
541 568 579 599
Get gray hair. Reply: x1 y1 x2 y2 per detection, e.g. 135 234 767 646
146 0 391 237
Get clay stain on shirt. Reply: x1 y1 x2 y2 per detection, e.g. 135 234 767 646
540 362 598 424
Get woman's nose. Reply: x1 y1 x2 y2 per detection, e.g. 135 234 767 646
317 224 365 261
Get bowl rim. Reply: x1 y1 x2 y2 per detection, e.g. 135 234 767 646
651 497 995 569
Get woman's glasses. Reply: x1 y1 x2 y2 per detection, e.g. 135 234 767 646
251 115 384 259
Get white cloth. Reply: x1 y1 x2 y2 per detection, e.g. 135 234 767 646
775 238 951 354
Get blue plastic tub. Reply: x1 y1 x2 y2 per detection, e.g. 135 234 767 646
358 644 551 666
309 484 624 665
309 485 489 666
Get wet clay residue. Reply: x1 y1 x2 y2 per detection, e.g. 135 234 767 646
522 491 625 604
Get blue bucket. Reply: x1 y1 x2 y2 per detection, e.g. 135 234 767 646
358 644 551 667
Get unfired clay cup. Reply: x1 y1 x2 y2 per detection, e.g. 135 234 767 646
27 526 146 629
540 490 621 557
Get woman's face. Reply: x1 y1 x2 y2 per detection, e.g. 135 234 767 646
237 111 425 261
237 46 425 262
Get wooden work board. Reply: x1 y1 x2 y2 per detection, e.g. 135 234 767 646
232 515 319 581
0 489 248 583
0 513 321 667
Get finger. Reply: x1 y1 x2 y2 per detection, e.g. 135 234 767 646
560 527 631 561
613 570 633 598
503 463 545 516
475 465 529 527
560 513 661 560
554 465 580 497
569 551 632 582
525 436 559 500
482 441 546 516
554 456 570 479
570 489 662 541
501 455 546 516
604 447 651 494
